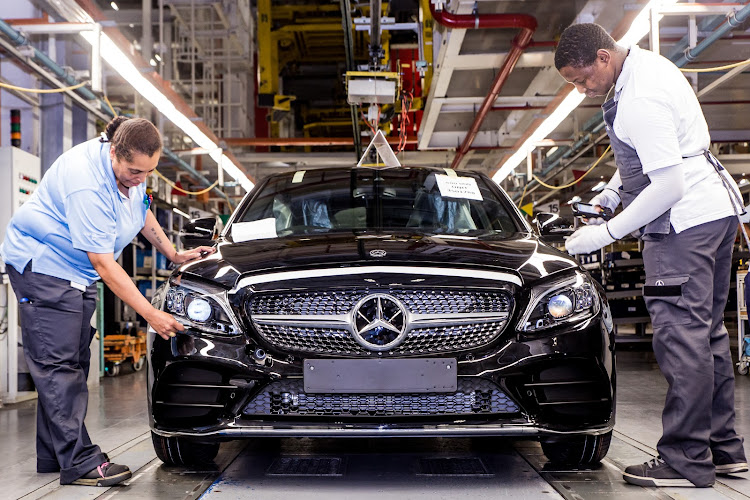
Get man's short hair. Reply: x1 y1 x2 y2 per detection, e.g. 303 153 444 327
554 23 618 70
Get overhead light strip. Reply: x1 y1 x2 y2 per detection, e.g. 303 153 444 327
492 0 679 184
78 31 254 193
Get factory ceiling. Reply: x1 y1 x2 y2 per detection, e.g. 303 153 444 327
15 0 750 211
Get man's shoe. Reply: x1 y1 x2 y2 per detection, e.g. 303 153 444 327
71 462 131 487
623 458 701 487
713 452 748 475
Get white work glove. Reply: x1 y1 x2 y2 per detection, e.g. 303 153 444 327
565 224 615 255
589 190 620 211
584 190 621 226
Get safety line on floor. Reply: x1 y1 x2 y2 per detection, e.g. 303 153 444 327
614 430 750 499
17 432 154 500
98 462 160 500
105 431 152 457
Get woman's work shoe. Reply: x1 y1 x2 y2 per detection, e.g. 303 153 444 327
623 458 702 487
71 462 132 486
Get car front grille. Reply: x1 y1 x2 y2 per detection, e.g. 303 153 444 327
247 288 512 356
242 378 519 417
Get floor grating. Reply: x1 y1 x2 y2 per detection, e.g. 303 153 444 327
417 457 494 476
265 456 344 476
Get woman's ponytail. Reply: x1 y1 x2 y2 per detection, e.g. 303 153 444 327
100 116 131 143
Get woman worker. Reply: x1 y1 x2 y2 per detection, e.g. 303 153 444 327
0 116 214 486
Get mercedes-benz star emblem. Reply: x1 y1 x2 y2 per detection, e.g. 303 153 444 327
351 293 408 351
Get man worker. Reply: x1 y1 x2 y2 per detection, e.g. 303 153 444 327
554 23 747 488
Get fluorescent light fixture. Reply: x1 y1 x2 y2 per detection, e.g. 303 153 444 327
567 196 582 204
492 91 584 183
110 1 119 11
492 0 678 184
78 30 254 193
173 207 191 219
154 53 162 62
545 146 559 157
591 180 607 192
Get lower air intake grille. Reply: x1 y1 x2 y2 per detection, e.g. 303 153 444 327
242 378 519 417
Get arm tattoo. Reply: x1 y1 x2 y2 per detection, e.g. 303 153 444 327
150 227 163 245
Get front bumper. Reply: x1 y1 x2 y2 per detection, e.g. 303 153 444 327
151 421 615 439
147 312 615 440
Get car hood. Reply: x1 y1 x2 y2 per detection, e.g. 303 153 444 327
176 231 578 289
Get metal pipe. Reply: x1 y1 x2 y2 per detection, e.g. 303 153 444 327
161 147 234 207
369 0 381 69
428 3 537 32
340 0 362 158
0 18 232 205
222 136 418 147
428 3 537 170
0 18 106 111
673 2 750 67
515 1 750 201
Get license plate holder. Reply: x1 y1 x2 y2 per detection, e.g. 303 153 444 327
303 358 457 394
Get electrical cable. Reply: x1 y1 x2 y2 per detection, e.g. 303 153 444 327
0 80 89 93
679 58 750 73
524 59 750 197
517 181 529 208
103 93 118 117
532 145 612 190
103 98 222 197
152 168 219 195
360 107 378 134
396 90 413 154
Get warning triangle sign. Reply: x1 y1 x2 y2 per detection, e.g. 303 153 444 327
520 203 534 217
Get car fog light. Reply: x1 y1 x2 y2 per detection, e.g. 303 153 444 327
548 294 573 318
187 298 212 322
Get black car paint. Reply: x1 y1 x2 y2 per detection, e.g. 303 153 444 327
178 231 577 289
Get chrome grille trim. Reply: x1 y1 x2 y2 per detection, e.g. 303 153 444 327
248 288 513 356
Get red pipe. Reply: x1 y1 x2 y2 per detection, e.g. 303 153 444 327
428 3 537 169
429 3 536 31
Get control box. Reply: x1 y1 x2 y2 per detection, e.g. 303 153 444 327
0 146 41 248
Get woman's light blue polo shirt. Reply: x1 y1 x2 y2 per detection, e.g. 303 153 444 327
1 138 148 286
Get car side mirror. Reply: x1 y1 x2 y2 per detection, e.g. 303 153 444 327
533 212 575 242
180 217 219 248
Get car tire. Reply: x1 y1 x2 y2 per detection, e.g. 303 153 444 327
151 432 220 466
540 430 612 466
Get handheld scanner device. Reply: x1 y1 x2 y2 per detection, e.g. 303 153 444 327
572 202 613 221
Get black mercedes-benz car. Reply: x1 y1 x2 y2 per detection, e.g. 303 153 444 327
147 166 615 467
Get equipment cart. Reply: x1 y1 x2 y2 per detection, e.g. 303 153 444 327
103 330 147 376
736 270 750 375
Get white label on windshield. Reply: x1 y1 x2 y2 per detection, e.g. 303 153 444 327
292 171 306 183
232 218 277 242
435 174 483 201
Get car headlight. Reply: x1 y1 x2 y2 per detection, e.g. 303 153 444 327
164 284 239 335
517 272 600 333
186 298 212 322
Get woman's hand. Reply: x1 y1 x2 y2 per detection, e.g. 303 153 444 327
171 246 216 264
146 309 186 340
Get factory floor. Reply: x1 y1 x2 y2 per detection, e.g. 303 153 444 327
2 349 749 500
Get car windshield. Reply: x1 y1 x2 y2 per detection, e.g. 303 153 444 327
232 168 521 238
